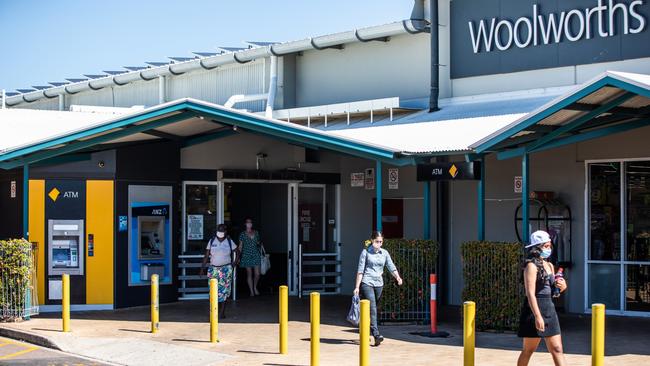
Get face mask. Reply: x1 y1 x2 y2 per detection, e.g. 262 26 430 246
216 231 225 239
246 223 253 229
540 248 552 259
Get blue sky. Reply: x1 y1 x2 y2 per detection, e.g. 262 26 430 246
0 0 413 92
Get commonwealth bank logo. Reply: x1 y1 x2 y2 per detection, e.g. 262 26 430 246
48 188 60 202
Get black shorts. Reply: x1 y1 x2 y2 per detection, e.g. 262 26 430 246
517 297 561 338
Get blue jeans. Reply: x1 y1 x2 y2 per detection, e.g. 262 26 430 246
360 283 383 337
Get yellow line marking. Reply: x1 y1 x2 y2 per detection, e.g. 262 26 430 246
0 345 38 359
0 343 9 347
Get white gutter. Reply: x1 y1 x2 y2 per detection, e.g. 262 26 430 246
4 20 423 107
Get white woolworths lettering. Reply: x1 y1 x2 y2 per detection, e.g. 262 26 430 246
468 0 647 53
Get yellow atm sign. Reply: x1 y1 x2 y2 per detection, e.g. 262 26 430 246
416 162 481 181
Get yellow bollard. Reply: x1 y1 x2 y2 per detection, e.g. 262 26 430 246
359 299 370 366
591 303 605 366
210 278 219 343
310 292 320 366
463 301 475 366
151 274 159 334
279 285 288 354
62 274 70 332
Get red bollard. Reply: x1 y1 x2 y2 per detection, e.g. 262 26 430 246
430 274 438 334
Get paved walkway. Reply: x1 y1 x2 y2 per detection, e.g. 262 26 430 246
1 296 649 365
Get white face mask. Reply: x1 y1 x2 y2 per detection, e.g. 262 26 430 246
216 231 225 239
246 223 253 229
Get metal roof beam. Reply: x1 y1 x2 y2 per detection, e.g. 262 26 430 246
141 129 184 141
182 128 238 147
526 92 635 152
530 118 650 155
566 102 649 117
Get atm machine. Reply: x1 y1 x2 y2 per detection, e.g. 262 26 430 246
47 219 84 302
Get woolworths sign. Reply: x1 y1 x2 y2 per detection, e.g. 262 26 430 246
450 0 650 78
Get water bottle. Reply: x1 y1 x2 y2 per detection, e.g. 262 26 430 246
552 268 564 298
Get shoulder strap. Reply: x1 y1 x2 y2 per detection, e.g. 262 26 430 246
228 237 235 264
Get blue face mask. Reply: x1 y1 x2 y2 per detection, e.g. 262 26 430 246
540 248 552 259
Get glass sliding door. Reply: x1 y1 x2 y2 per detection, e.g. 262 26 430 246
625 161 650 312
182 182 220 254
587 159 650 314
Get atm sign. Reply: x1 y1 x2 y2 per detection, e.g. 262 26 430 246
416 162 481 181
48 188 80 202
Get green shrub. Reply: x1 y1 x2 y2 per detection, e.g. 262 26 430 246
461 241 524 332
379 239 438 322
0 238 33 321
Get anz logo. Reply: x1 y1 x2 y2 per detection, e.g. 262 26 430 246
48 188 80 202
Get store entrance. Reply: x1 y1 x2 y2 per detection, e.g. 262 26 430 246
588 159 650 314
224 182 288 299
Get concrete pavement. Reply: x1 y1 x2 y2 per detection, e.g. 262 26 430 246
1 295 649 365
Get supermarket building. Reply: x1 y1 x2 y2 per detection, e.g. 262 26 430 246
1 0 649 316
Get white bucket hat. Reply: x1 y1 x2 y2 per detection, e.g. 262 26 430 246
526 230 551 248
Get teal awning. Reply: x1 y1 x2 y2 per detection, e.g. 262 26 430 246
0 98 407 169
470 71 650 159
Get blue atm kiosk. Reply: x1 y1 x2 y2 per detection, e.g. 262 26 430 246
130 202 171 284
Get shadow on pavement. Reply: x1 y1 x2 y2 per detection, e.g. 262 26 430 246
28 295 650 357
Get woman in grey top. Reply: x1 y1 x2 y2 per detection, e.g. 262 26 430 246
353 231 403 346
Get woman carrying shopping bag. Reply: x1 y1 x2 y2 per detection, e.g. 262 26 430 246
353 231 403 346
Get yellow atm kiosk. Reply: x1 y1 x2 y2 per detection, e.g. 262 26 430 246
29 179 114 308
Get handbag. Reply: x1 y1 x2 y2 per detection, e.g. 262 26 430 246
260 246 271 275
346 295 361 326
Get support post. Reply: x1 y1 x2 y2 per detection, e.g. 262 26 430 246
463 301 475 366
376 161 382 232
522 154 530 242
210 278 218 343
359 299 370 366
310 292 320 366
424 181 431 240
591 303 605 366
279 285 288 354
62 274 70 332
478 156 485 241
151 274 159 333
23 164 29 238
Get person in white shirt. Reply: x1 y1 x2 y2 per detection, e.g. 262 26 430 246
201 224 240 318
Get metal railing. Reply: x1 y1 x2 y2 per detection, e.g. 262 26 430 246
299 243 342 297
1 241 39 321
177 254 238 301
379 245 437 323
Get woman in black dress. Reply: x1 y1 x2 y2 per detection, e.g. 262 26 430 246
517 230 568 366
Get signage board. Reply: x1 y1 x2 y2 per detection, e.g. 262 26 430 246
10 180 16 198
187 214 204 240
351 172 365 187
388 168 399 190
450 0 650 78
416 162 482 181
365 168 375 190
514 176 523 193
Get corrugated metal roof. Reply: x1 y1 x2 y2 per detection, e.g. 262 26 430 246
326 113 526 154
0 109 117 153
316 94 556 153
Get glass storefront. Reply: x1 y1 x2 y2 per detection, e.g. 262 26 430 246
183 183 219 254
588 160 650 313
